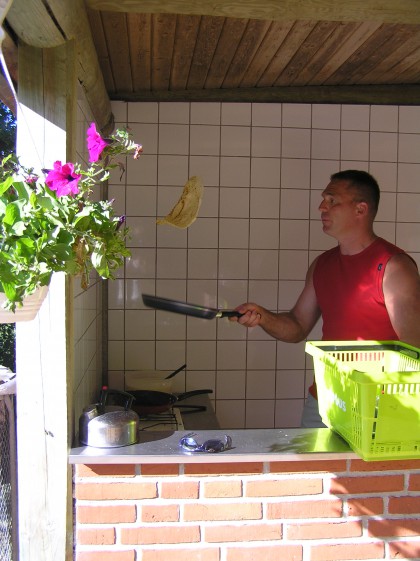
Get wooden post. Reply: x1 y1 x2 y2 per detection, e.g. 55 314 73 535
15 41 75 561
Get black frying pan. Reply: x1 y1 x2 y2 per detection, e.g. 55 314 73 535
130 389 213 415
142 294 242 319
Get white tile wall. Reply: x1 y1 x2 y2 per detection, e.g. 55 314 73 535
108 101 420 429
72 88 104 430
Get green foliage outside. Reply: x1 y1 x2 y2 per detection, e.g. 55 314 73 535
0 103 16 158
0 102 16 372
0 323 15 371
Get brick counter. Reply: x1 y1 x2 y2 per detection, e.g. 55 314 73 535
71 430 420 561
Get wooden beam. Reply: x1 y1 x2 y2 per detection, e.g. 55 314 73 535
16 40 74 560
0 0 12 22
6 0 65 47
87 0 420 25
6 0 114 134
110 83 420 105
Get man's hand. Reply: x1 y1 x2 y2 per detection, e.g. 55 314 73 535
231 303 263 327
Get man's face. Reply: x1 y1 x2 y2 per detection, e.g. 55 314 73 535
319 180 360 239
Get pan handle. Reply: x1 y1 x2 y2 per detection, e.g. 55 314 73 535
166 363 187 379
176 389 213 401
217 310 243 318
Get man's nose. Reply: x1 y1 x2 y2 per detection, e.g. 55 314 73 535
319 200 326 212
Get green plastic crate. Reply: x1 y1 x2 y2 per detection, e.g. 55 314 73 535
305 340 420 461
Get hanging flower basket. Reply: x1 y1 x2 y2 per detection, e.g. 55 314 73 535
0 285 49 323
0 123 143 313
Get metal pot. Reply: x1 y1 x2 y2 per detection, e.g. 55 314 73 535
79 388 139 448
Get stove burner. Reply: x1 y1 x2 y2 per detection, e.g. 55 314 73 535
137 408 184 431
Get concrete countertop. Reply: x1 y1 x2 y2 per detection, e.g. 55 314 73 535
69 427 355 464
70 392 357 464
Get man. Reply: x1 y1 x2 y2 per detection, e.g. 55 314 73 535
232 170 420 427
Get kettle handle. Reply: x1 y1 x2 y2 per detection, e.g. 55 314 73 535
99 388 135 411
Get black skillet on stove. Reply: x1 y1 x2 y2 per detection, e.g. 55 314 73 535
130 388 213 415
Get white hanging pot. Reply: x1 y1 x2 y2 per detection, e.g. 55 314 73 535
0 285 49 323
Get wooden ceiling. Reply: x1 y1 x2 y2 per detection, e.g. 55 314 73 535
1 1 420 132
85 7 420 105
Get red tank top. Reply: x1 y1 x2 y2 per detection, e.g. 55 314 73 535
309 237 411 398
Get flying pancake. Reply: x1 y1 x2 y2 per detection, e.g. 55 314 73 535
157 175 204 229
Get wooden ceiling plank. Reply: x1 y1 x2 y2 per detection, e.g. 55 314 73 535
205 17 248 89
240 21 294 88
358 31 420 84
87 0 420 25
128 13 152 91
86 8 116 93
338 24 415 85
325 23 406 85
385 47 420 83
274 20 337 86
170 14 200 90
187 15 224 89
151 13 176 90
111 83 420 105
310 20 382 85
291 21 360 86
101 11 133 92
257 20 316 87
222 19 272 89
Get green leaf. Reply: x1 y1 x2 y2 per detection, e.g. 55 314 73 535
15 237 35 257
91 246 108 277
3 202 20 226
11 221 26 236
73 215 91 230
0 176 14 197
13 180 31 200
37 195 55 210
56 229 74 245
0 261 16 284
46 242 74 262
1 282 17 302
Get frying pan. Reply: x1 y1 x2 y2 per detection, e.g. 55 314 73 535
130 388 213 415
142 294 243 319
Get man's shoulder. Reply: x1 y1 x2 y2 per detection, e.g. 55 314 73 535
375 237 408 256
312 245 340 276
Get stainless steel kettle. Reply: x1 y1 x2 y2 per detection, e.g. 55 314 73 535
79 388 139 448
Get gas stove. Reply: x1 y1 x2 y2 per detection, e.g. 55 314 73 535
137 407 184 431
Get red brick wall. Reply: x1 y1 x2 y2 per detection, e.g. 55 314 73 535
74 458 420 561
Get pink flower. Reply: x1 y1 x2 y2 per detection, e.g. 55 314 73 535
86 122 109 162
133 144 143 160
45 161 81 197
26 174 38 184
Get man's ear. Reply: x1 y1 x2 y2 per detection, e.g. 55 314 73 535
355 201 368 216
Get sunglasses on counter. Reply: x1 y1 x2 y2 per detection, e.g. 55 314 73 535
179 432 233 453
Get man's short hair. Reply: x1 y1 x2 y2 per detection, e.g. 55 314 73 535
331 170 380 216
